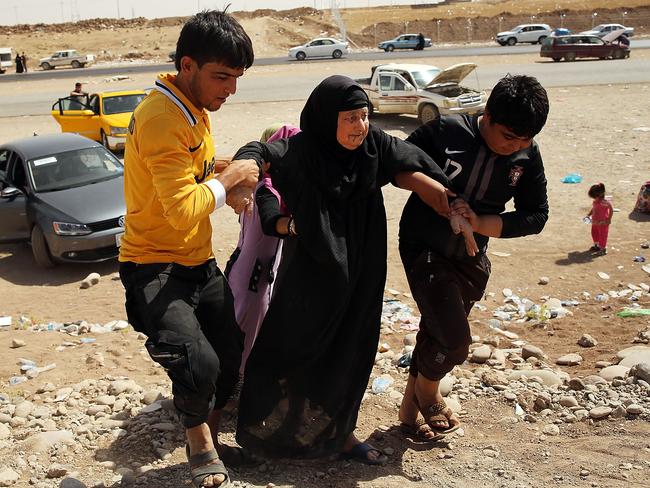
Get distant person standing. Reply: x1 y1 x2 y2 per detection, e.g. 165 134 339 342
20 52 28 72
70 82 87 97
15 53 23 73
586 182 613 256
416 33 425 50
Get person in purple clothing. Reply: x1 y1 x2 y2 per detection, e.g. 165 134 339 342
225 124 301 374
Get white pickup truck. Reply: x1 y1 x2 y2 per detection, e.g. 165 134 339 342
356 63 486 124
39 50 95 70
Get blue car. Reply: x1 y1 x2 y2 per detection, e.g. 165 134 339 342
378 34 432 52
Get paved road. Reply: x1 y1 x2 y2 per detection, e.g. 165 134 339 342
2 46 650 117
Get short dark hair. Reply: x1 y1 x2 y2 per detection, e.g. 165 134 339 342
485 74 549 138
588 182 606 198
175 9 254 71
75 82 81 86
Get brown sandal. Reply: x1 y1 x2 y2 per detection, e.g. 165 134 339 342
413 397 461 434
400 418 446 443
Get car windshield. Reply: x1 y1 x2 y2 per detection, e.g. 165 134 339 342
28 146 123 192
593 25 606 31
410 68 442 88
102 94 145 115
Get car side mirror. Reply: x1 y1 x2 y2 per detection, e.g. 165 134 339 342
0 186 22 199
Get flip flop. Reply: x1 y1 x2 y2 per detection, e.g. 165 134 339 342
186 445 231 488
218 445 262 467
400 418 447 443
340 442 387 466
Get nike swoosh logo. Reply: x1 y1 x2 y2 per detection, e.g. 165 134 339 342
445 148 464 155
188 141 203 153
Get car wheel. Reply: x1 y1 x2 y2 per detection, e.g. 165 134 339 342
296 51 306 61
418 104 439 125
386 44 395 52
31 226 55 268
613 50 625 60
41 62 51 70
506 37 517 46
101 130 110 149
71 60 81 68
564 52 576 62
537 36 547 44
552 57 561 62
332 49 342 59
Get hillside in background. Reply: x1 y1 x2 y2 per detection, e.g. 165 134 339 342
0 1 648 64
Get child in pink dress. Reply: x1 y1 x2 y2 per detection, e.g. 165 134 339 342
586 183 613 255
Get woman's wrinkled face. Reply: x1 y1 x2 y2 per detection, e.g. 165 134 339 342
336 107 370 150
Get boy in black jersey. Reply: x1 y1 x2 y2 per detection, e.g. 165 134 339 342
398 75 550 438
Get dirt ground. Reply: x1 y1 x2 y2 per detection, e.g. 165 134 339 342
1 49 650 487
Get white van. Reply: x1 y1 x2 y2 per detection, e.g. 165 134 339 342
0 47 13 74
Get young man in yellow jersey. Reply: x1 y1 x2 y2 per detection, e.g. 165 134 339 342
119 10 259 488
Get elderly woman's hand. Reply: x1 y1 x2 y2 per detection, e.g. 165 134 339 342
226 185 253 215
450 198 478 230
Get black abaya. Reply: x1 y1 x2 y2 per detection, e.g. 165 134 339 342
233 76 449 457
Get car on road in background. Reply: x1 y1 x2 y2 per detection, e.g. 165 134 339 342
580 24 634 38
0 133 126 267
496 24 553 45
39 49 95 70
377 34 432 52
288 37 349 61
51 89 147 152
540 35 630 62
0 47 13 74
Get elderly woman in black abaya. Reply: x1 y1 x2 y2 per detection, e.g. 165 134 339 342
233 75 454 464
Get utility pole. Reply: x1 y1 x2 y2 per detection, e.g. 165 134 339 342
60 1 65 23
14 5 18 24
116 0 121 19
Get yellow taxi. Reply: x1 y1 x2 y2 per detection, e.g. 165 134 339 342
51 89 146 151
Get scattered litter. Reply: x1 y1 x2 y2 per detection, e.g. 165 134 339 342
397 351 412 368
633 256 646 263
80 338 96 344
642 265 650 275
616 308 650 318
641 242 649 249
561 173 583 184
371 376 393 394
9 376 27 386
597 272 610 280
0 316 11 327
491 251 511 257
515 403 525 416
631 126 650 132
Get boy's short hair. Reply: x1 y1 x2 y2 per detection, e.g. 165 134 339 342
174 9 254 71
485 74 549 138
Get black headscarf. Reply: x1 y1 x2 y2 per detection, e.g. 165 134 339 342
298 75 378 201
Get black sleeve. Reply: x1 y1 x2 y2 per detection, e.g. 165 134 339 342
255 185 285 238
500 146 549 238
233 138 299 207
372 127 450 189
405 118 447 170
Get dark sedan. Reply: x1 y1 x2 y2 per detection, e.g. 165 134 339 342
540 35 629 62
0 133 125 267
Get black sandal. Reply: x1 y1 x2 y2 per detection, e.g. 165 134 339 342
340 442 387 466
218 445 262 467
186 445 231 488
